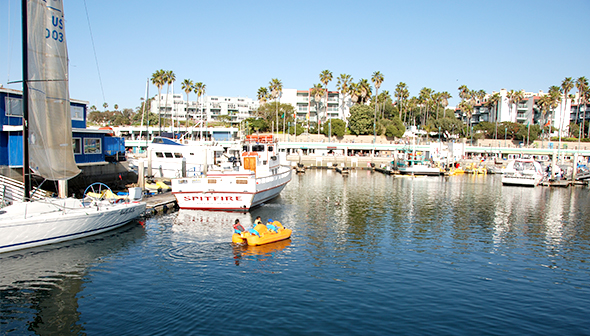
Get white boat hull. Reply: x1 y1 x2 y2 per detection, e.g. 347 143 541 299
501 159 545 187
398 166 442 176
502 175 543 187
0 199 146 253
172 166 292 211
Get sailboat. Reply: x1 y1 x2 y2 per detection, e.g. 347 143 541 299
0 0 146 254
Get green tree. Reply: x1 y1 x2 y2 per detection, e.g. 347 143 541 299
371 71 384 142
257 87 269 106
575 77 588 138
486 92 501 139
310 83 324 136
151 69 165 135
288 122 306 136
319 69 333 122
163 70 176 129
269 78 283 135
384 116 405 138
244 117 269 133
559 77 574 143
181 79 194 125
348 104 374 135
257 102 295 133
394 82 409 120
336 73 352 122
322 118 346 137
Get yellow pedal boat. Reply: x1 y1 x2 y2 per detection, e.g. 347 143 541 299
232 221 292 246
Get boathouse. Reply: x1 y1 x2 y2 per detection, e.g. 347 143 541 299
0 87 133 194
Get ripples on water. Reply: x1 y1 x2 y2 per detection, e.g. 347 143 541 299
1 171 590 335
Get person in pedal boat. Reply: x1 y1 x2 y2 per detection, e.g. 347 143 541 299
233 219 245 233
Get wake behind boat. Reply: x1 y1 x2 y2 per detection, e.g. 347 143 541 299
171 134 292 211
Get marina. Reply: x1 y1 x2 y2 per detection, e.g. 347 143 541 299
0 1 589 334
2 171 590 335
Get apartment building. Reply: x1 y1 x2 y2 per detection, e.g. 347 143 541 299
456 88 577 133
279 88 351 124
150 93 258 126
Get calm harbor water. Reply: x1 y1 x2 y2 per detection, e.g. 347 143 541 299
2 171 590 335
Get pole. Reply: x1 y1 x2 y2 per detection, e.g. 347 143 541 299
504 127 507 147
22 0 30 201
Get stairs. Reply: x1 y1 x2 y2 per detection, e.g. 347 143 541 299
0 175 51 206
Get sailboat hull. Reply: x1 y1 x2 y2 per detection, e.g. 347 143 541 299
0 199 146 253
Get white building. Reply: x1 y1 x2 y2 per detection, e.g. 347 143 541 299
279 88 352 124
150 93 259 126
457 88 573 135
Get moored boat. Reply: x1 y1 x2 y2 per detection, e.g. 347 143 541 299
171 134 292 211
0 1 146 254
501 159 545 187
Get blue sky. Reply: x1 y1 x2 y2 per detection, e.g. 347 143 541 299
1 0 589 110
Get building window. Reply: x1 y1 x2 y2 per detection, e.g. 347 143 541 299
71 105 84 121
84 138 101 154
72 138 82 154
5 97 23 117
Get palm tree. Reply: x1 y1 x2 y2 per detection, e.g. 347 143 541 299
371 71 384 142
576 77 588 139
151 69 165 135
349 82 360 104
486 93 501 139
319 70 333 121
379 90 391 119
102 102 108 111
506 89 523 123
336 73 352 123
440 91 452 119
193 82 204 139
163 70 176 132
514 90 524 122
459 100 474 141
559 77 574 142
269 78 283 136
181 79 194 128
419 87 433 126
310 83 324 136
395 82 409 120
458 85 470 102
358 79 372 105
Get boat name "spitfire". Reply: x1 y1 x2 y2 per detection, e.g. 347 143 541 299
183 195 243 202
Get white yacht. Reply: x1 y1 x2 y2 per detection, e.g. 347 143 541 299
501 159 545 187
171 135 292 211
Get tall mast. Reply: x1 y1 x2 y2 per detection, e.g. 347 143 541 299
22 0 30 201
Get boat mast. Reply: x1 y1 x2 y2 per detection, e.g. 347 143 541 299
22 0 31 201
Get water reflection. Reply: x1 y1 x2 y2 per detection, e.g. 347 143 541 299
232 239 292 266
0 222 145 335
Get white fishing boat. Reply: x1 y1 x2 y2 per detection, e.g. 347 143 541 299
501 159 545 187
0 0 146 254
129 137 240 179
171 134 292 211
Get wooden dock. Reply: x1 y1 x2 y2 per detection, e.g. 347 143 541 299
540 180 573 188
143 191 178 217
